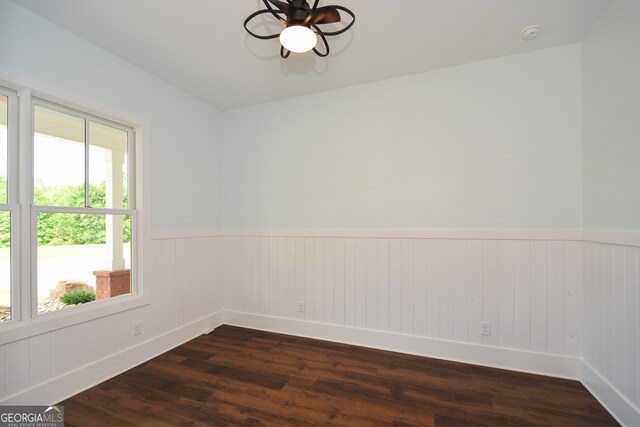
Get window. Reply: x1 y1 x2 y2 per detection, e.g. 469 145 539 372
32 100 136 315
0 83 140 331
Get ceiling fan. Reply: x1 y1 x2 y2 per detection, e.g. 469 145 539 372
244 0 355 59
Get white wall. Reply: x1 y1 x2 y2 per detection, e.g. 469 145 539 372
0 0 222 230
582 0 640 231
0 0 224 403
580 1 640 423
220 44 583 229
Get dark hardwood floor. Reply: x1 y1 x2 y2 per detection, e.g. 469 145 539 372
61 325 618 426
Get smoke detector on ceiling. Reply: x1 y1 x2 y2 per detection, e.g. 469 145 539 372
522 25 541 41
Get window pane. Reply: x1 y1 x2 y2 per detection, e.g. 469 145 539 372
36 213 131 315
34 105 85 207
0 95 7 204
89 122 128 209
0 211 10 322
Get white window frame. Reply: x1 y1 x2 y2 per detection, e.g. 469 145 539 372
0 82 149 345
30 97 138 318
0 86 20 327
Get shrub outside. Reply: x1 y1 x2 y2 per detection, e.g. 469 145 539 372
60 289 96 305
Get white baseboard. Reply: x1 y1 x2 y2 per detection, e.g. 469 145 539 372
222 310 582 380
0 311 225 406
581 361 640 427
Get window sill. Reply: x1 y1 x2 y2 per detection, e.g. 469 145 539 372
0 292 150 346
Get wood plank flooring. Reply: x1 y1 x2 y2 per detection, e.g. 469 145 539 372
61 325 618 426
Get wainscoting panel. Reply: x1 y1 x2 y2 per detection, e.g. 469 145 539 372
583 241 640 414
223 234 583 358
2 228 637 425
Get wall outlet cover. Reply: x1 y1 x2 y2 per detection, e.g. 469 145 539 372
481 322 492 336
133 321 143 336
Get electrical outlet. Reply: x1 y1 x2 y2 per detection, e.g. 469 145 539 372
297 301 305 313
480 321 491 336
133 321 143 336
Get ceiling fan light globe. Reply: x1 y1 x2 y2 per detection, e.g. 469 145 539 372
279 25 317 53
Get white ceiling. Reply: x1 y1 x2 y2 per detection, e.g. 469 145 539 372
13 0 611 111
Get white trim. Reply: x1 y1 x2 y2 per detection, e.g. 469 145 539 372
221 228 584 240
150 228 584 241
135 124 150 313
33 206 133 216
0 79 22 94
0 296 150 346
150 228 223 240
5 205 20 326
581 361 640 427
0 85 18 205
84 111 90 206
18 87 32 325
582 230 640 248
0 85 20 326
222 311 583 380
0 71 150 135
0 310 225 405
150 227 640 246
29 206 37 320
31 92 140 133
127 128 136 211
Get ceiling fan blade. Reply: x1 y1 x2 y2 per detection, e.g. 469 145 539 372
266 0 293 15
310 6 341 24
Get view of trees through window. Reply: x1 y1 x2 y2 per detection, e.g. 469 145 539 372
0 177 131 248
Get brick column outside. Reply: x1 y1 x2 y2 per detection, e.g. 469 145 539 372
93 269 131 300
